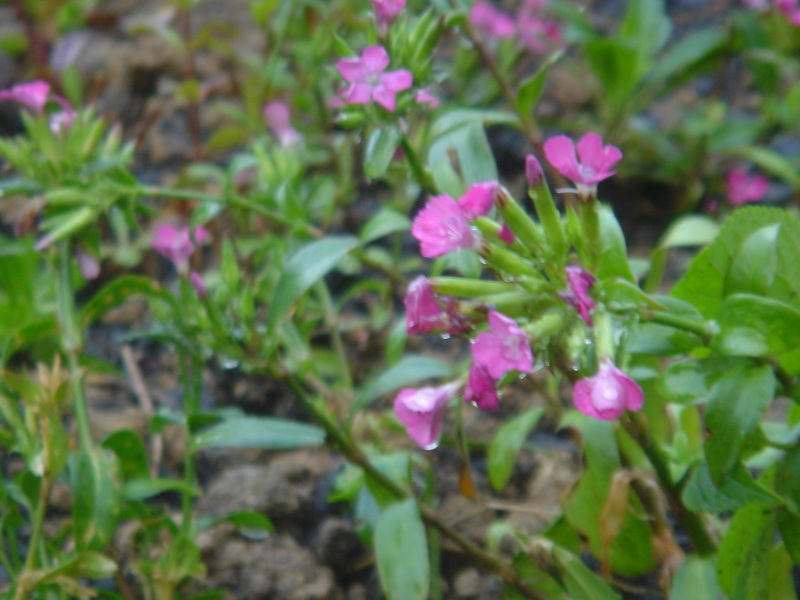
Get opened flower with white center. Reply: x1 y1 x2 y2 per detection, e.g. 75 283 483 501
336 46 412 112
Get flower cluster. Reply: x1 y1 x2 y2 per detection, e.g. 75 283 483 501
469 0 561 53
152 223 210 296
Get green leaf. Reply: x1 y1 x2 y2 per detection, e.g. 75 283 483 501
717 503 776 600
122 477 201 501
775 445 800 562
101 430 149 480
669 557 725 600
714 294 800 357
648 28 726 87
620 0 670 78
359 209 410 245
516 51 562 118
72 552 118 579
352 354 455 413
266 236 358 333
488 408 544 491
725 224 780 297
659 214 720 248
364 126 401 179
658 359 714 405
554 543 622 600
198 510 274 533
705 363 776 482
70 449 122 551
597 206 635 282
683 461 776 513
672 207 800 317
192 416 325 451
81 275 175 327
584 39 639 111
736 146 800 189
375 498 429 600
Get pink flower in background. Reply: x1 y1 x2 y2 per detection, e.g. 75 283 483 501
726 170 769 205
558 266 596 326
457 181 497 219
544 133 622 197
263 101 300 147
336 46 413 112
573 358 643 420
464 363 499 411
777 0 800 24
0 81 51 113
76 248 100 280
152 224 210 272
469 1 516 38
414 88 440 109
411 195 481 258
372 0 406 31
472 310 533 379
394 382 460 449
190 271 208 298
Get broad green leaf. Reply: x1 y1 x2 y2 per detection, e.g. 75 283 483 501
359 209 410 245
659 359 714 404
660 214 720 248
597 206 635 282
672 207 800 317
123 478 201 501
554 543 622 600
266 236 358 333
725 224 779 297
717 503 776 600
364 126 401 179
669 557 724 600
70 449 122 551
364 452 413 509
352 354 454 413
375 498 429 600
101 430 149 480
627 296 706 356
488 408 544 491
776 445 800 562
648 28 726 88
714 294 800 357
683 461 776 513
705 363 775 482
81 275 175 327
192 416 325 451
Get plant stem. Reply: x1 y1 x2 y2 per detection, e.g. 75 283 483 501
399 133 437 193
12 476 53 600
179 354 201 537
642 310 716 345
286 376 549 600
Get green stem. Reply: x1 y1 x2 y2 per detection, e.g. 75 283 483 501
399 133 437 194
12 477 53 600
285 376 549 600
314 281 353 393
580 200 600 272
642 310 716 345
179 354 201 537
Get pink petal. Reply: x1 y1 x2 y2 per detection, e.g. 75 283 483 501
372 86 398 112
457 182 497 219
394 384 457 449
464 363 499 411
544 135 580 181
404 276 447 334
379 69 413 92
337 57 370 83
411 195 479 258
361 45 391 72
344 83 374 105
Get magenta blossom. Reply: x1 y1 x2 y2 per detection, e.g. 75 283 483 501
404 276 448 334
263 101 300 147
336 46 412 112
558 266 596 326
472 310 533 379
573 358 643 421
0 81 52 113
414 88 440 109
498 221 515 245
777 0 800 24
152 224 210 272
394 382 460 449
544 133 622 198
464 363 499 411
726 170 769 205
469 1 516 38
372 0 406 31
190 271 208 298
457 181 497 219
411 195 481 258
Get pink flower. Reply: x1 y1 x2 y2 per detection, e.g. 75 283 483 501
49 109 76 134
336 45 413 112
411 195 481 258
544 133 622 197
469 1 516 38
777 0 800 23
372 0 406 31
414 88 440 109
394 382 460 449
190 271 208 298
464 363 499 411
498 221 515 245
558 266 596 326
472 310 533 379
152 224 210 272
517 14 561 53
405 276 449 334
726 170 769 205
76 248 100 280
573 358 643 421
0 81 51 113
263 101 300 147
457 181 497 219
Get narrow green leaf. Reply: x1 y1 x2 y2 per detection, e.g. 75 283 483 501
488 408 544 491
375 498 430 600
597 206 635 282
359 209 410 245
648 28 726 86
556 544 622 600
364 126 401 179
266 236 358 333
123 478 201 501
192 416 325 451
516 51 562 118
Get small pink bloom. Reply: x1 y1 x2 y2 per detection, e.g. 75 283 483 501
573 358 643 420
405 276 449 334
464 363 499 411
469 1 516 38
0 81 51 113
558 266 596 326
414 88 440 109
777 0 800 22
394 382 460 449
411 195 481 258
77 248 100 280
525 154 545 187
190 271 208 297
472 310 533 379
544 133 622 197
263 101 300 147
336 45 413 112
49 108 76 134
517 15 561 53
152 224 210 272
498 221 515 245
372 0 406 31
726 170 769 205
457 181 497 219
